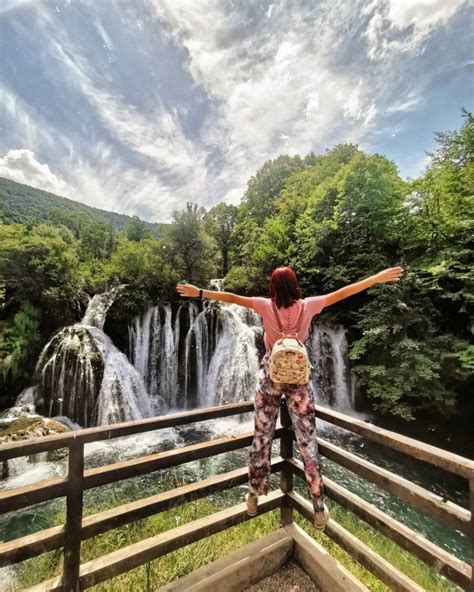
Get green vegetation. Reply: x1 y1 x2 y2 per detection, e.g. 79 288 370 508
8 491 460 591
0 111 472 423
0 177 154 231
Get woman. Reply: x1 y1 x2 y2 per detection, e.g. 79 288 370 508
177 265 404 530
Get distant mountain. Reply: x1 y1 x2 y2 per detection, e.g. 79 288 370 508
0 177 156 230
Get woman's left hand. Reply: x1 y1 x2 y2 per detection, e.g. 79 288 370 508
374 267 404 284
177 283 200 298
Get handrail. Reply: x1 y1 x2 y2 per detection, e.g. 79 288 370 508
0 429 284 512
1 402 473 591
0 401 255 461
316 406 474 479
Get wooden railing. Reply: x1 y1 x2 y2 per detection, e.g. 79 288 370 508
0 401 473 591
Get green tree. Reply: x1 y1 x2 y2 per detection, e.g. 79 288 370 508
203 203 238 276
0 223 82 323
126 215 150 242
349 272 457 419
295 153 406 291
167 202 218 285
240 154 306 226
79 220 112 260
106 238 180 316
0 302 41 383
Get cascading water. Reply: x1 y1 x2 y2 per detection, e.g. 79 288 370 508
130 302 263 410
34 288 155 427
12 295 355 429
310 324 352 412
129 301 353 414
204 305 261 408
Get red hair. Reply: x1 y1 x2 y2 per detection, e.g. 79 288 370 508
269 267 302 308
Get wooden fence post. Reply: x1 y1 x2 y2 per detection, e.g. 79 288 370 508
63 439 84 591
280 399 293 526
470 476 474 592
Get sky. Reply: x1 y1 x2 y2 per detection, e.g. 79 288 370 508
0 0 472 222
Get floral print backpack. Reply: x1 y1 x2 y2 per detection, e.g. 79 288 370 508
268 300 310 384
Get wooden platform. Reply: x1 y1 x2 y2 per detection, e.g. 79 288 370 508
157 525 368 592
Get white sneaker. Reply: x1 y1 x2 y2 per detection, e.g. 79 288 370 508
246 493 258 516
313 504 329 530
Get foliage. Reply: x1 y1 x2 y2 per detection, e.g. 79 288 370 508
126 215 151 242
0 176 151 231
105 238 180 317
349 272 457 419
239 154 306 226
167 202 219 285
0 112 472 423
0 223 83 323
0 302 41 384
203 203 238 276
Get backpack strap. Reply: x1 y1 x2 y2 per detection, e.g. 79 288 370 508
271 299 305 339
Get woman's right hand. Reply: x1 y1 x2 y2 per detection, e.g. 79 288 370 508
374 267 404 284
176 283 200 298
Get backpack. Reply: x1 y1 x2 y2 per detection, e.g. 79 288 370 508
268 300 311 385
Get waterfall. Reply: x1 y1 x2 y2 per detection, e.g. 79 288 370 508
204 305 260 407
129 302 354 413
130 302 262 410
11 294 355 430
309 324 352 412
129 304 180 408
33 288 155 427
81 286 124 330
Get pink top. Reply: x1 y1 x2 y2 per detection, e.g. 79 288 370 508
252 296 327 351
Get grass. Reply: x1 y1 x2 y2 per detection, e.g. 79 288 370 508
7 477 462 592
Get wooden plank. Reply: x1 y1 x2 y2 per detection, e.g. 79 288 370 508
25 575 63 592
0 524 64 567
285 522 368 592
279 400 293 527
316 438 471 535
79 490 284 589
157 528 293 592
315 406 474 479
0 458 285 566
1 429 283 513
0 401 255 461
0 478 68 514
290 458 471 589
83 429 281 490
82 457 285 539
470 477 474 592
289 491 425 592
25 491 284 591
63 440 84 592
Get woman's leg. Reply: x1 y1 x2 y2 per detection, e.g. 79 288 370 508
284 383 325 511
248 355 282 497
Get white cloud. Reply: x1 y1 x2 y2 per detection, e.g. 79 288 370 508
0 149 68 195
0 0 469 220
387 0 467 30
364 0 468 60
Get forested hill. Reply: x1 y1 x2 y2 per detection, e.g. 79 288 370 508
0 176 152 230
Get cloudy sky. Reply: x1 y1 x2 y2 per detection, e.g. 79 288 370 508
0 0 472 222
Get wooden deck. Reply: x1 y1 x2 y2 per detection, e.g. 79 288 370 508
157 525 365 592
0 400 473 591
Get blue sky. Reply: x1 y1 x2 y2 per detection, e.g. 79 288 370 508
0 0 472 222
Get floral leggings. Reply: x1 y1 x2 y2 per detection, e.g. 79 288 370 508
248 352 325 511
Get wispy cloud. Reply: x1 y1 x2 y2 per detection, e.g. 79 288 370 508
0 0 470 220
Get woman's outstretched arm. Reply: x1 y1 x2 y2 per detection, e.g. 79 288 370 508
324 266 404 308
176 283 254 309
